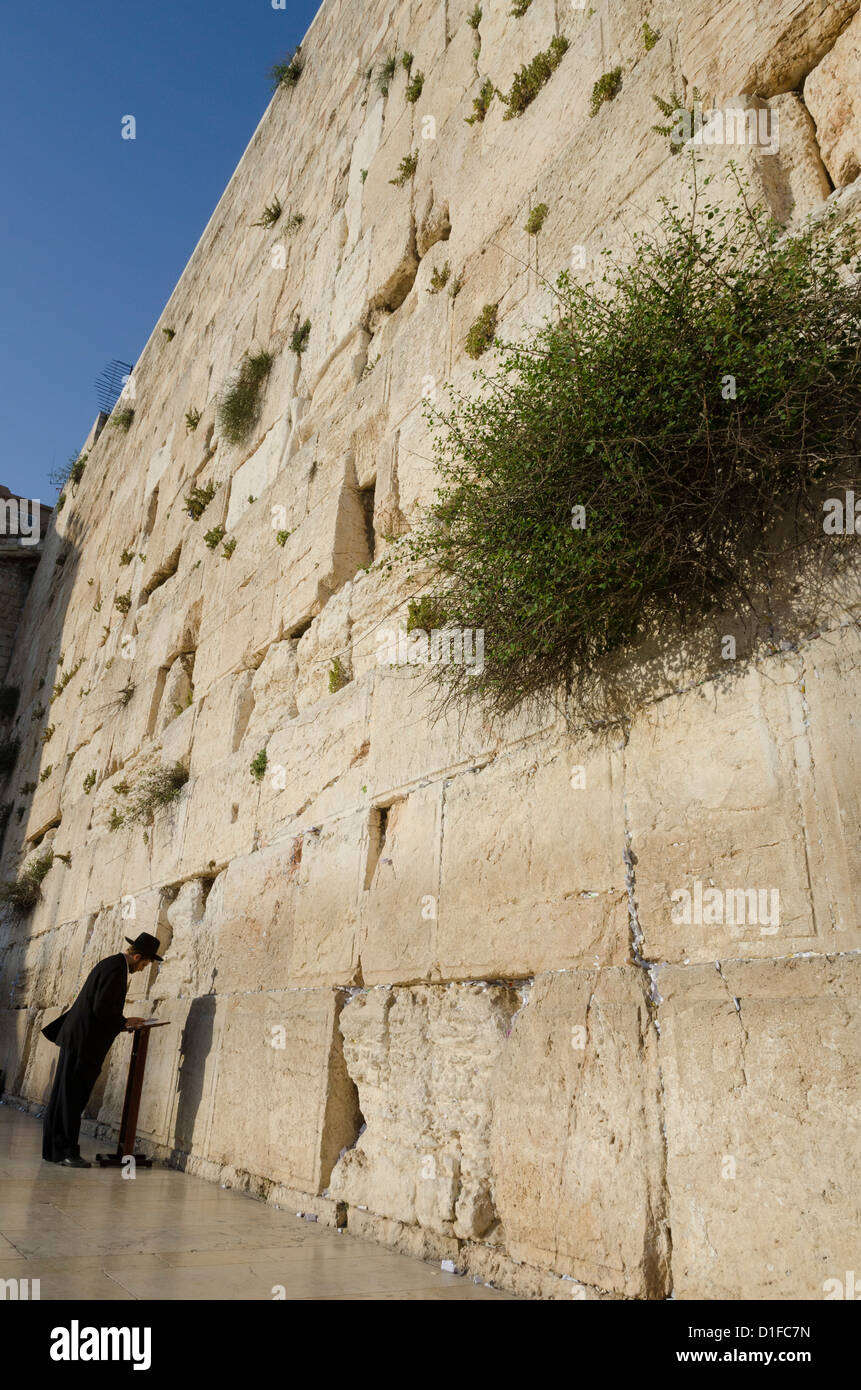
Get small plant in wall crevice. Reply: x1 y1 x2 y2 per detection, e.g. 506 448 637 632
525 203 549 235
590 66 623 117
389 151 419 187
0 849 54 914
269 47 303 90
125 762 189 826
184 480 217 520
465 303 498 359
290 319 311 355
250 749 268 782
502 36 569 119
217 350 274 445
253 196 282 229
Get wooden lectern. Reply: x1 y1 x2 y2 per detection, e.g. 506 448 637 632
96 1021 168 1168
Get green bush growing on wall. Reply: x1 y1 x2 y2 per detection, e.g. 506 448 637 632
406 167 861 720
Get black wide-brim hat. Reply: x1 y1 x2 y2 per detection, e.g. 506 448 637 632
125 932 164 962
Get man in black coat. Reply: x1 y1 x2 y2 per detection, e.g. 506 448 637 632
40 932 164 1167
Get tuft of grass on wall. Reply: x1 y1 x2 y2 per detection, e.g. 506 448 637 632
328 657 349 693
465 304 498 359
217 350 273 445
502 36 568 118
0 849 54 914
184 480 217 520
111 408 134 432
589 66 622 117
125 762 189 825
465 78 496 125
290 320 311 355
269 47 303 90
253 196 282 229
643 21 660 51
429 262 451 293
389 152 419 186
525 202 549 235
377 54 397 95
405 70 424 103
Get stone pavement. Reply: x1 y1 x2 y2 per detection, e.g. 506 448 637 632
0 1106 515 1301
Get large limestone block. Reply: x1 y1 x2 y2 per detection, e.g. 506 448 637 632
192 554 281 699
21 1004 84 1105
359 781 443 985
254 675 371 836
330 983 520 1237
178 753 259 879
757 91 833 225
188 669 254 777
268 479 371 641
0 1007 30 1095
365 665 497 795
149 877 218 1000
804 9 861 187
133 562 204 680
225 412 294 534
438 735 629 978
244 639 298 744
658 954 861 1299
362 120 420 318
491 967 670 1297
627 637 861 963
12 918 89 1011
677 0 861 101
290 813 367 986
206 843 297 994
294 580 354 712
207 989 359 1193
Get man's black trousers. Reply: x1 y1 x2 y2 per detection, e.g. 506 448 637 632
42 1048 102 1161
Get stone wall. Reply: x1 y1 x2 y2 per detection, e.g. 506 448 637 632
0 0 859 1300
0 560 36 684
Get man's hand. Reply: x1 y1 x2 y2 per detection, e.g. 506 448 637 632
124 1017 147 1030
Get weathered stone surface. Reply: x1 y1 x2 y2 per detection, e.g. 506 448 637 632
437 735 629 978
207 989 360 1195
491 968 670 1298
805 8 861 187
658 954 861 1299
627 630 861 964
330 984 519 1237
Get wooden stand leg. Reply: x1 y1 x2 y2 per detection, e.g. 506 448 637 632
96 1027 153 1167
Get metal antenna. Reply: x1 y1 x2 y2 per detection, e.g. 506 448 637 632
95 359 134 414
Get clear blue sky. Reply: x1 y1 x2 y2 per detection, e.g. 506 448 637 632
1 0 320 505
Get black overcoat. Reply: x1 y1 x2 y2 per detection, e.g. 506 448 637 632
41 953 129 1067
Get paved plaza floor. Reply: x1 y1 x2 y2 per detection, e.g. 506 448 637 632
0 1105 515 1301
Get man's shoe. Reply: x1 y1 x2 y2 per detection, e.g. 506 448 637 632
60 1156 92 1168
